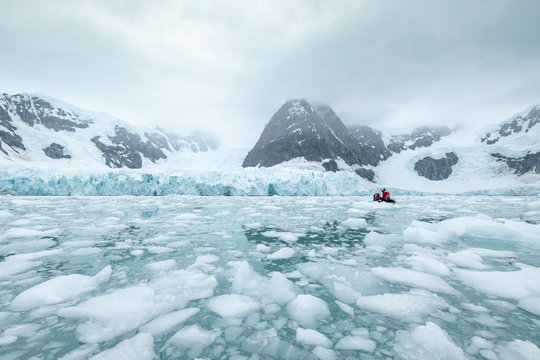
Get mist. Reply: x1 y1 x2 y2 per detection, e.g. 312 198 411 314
1 0 539 147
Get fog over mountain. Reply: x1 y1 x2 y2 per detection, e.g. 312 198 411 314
1 0 540 147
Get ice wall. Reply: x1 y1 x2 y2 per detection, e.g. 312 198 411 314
0 169 371 196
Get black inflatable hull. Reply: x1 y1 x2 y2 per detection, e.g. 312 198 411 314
374 199 395 203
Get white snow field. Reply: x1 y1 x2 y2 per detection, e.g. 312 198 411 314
0 195 539 359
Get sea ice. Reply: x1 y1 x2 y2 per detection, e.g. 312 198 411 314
208 294 260 318
453 266 540 300
56 286 155 343
335 335 376 352
295 327 332 347
139 308 200 336
286 294 330 328
356 290 449 322
517 298 540 316
267 247 296 260
342 218 367 229
168 324 221 356
372 267 458 295
89 333 155 360
394 322 466 360
11 266 111 311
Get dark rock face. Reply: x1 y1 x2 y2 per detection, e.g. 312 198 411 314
243 99 367 170
414 152 458 180
0 106 25 155
349 126 392 166
1 94 92 132
42 143 71 159
92 126 167 169
388 126 451 153
492 152 540 175
0 93 219 167
355 168 375 182
482 106 540 144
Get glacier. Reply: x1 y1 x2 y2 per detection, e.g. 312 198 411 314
1 195 539 359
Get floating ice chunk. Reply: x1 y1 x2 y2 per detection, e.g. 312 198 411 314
518 298 540 316
3 323 40 337
0 258 42 277
448 250 487 269
195 254 219 263
0 335 17 345
11 266 111 311
286 294 330 328
394 322 466 360
334 300 354 316
267 247 295 260
402 226 439 244
57 286 155 343
297 262 382 302
89 333 155 360
496 340 540 360
313 346 336 360
139 308 200 336
405 254 450 276
335 335 376 352
144 259 176 271
453 266 540 300
58 344 99 360
296 327 332 347
255 244 270 252
131 249 144 256
168 325 221 356
261 231 304 243
1 227 60 239
372 267 458 295
229 262 296 304
342 218 367 229
147 269 217 316
208 294 260 318
466 335 494 355
363 232 399 247
356 290 448 322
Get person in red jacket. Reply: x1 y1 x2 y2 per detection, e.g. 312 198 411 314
381 188 390 200
373 192 382 201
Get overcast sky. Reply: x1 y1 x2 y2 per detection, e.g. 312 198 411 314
1 0 540 147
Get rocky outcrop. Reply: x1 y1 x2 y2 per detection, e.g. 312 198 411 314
492 152 540 175
92 126 167 169
243 100 368 171
388 126 451 153
1 93 92 132
0 106 25 155
349 126 391 166
482 106 540 144
414 152 458 180
42 143 71 159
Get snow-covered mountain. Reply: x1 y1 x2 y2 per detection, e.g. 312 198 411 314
0 93 218 169
242 99 456 182
0 94 539 195
482 105 540 175
242 98 540 193
242 99 376 179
